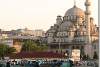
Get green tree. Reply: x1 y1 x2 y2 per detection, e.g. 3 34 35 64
0 44 9 57
37 44 48 51
21 39 48 52
7 47 16 54
0 43 16 58
21 40 34 52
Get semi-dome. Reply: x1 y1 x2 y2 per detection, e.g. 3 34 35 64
65 6 85 18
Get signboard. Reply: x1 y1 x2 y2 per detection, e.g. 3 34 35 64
71 49 80 61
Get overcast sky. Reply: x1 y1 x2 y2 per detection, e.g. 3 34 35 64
0 0 98 31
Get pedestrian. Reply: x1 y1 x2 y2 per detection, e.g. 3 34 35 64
69 59 74 67
20 61 24 67
51 63 56 67
34 62 40 67
60 61 70 67
6 62 10 67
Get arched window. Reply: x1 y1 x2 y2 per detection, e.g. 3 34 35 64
67 16 70 21
71 16 73 20
67 16 68 21
77 32 80 36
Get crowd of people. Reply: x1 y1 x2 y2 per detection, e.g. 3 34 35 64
0 59 74 67
0 60 40 67
0 59 98 67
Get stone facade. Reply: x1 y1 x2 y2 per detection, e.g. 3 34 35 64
45 0 99 59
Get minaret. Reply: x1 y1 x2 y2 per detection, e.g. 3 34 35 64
84 0 94 59
74 0 76 7
56 15 62 25
85 0 91 44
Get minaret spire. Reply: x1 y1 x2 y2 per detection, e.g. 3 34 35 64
74 0 76 7
84 0 93 59
85 0 91 44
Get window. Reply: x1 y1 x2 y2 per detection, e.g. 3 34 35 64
72 46 75 49
67 16 68 21
77 32 80 36
76 46 79 49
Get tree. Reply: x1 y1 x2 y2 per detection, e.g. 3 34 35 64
0 44 9 57
0 43 16 58
37 44 48 51
7 47 16 54
21 39 34 52
21 39 48 52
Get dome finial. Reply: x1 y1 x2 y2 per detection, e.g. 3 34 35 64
74 0 76 7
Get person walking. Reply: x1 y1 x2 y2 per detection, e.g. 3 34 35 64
34 62 40 67
51 63 56 67
68 59 74 67
6 62 10 67
60 61 70 67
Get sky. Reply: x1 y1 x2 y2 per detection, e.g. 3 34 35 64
0 0 98 31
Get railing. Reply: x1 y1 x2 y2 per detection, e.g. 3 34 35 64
51 41 86 45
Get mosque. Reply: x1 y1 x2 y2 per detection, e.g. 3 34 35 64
45 0 99 59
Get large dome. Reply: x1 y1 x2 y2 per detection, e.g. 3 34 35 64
65 6 85 17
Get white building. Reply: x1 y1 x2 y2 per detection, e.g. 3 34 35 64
46 0 99 59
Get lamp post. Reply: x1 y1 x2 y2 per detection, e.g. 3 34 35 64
58 37 61 53
58 40 60 53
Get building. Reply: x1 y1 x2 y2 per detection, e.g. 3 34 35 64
33 29 45 37
45 0 99 59
13 28 45 37
92 40 99 58
0 28 45 53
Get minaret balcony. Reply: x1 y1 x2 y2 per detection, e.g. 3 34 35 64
85 2 91 6
85 11 91 15
50 41 86 45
